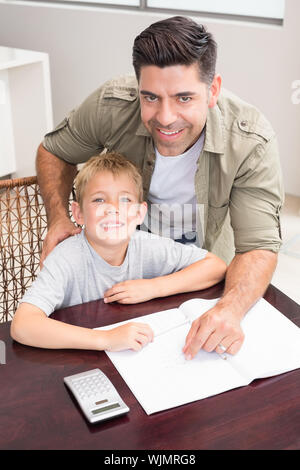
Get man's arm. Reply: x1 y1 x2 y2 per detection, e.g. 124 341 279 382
36 143 81 266
183 249 277 359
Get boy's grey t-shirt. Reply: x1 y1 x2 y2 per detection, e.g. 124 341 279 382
21 230 207 316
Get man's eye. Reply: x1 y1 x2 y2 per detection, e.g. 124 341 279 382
145 95 157 103
179 96 191 103
119 197 131 203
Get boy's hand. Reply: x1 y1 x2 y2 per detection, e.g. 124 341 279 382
103 322 154 352
104 279 158 304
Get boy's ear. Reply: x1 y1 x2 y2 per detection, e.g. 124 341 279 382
72 201 84 226
136 201 148 224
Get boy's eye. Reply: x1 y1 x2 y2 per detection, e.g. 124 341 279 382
93 198 105 203
119 196 131 203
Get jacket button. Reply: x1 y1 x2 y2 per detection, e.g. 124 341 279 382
240 120 247 127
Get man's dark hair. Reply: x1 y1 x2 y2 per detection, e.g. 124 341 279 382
132 16 217 85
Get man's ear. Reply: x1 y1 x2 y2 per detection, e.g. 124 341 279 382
208 74 222 108
72 201 84 226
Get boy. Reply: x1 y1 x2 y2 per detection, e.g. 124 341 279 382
11 153 226 353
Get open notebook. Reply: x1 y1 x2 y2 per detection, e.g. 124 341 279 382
95 298 300 415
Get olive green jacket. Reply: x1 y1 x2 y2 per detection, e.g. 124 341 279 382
44 75 284 264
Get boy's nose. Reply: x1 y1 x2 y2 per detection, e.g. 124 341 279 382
105 205 119 214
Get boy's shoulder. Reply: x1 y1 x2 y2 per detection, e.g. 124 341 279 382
44 232 85 266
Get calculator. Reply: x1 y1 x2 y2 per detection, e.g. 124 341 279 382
64 368 130 424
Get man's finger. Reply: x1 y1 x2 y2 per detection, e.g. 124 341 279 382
40 224 81 268
182 320 199 353
183 320 213 359
226 338 244 355
214 332 244 355
202 331 226 353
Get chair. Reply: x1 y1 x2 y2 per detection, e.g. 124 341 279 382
0 176 74 322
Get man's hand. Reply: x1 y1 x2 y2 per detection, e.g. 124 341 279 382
40 218 81 267
103 322 154 352
183 250 277 360
104 279 158 304
182 305 244 359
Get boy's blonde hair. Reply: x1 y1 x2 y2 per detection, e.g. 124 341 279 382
74 152 144 206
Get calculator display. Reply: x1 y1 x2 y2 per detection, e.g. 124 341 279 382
91 403 121 415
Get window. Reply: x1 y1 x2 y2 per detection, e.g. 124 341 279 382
57 0 139 5
6 0 285 23
147 0 285 20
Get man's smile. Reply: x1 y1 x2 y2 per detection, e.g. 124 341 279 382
156 128 185 139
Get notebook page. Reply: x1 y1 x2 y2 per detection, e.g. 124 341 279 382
95 307 188 337
179 297 300 381
179 298 219 322
106 322 249 415
98 297 300 414
229 298 300 380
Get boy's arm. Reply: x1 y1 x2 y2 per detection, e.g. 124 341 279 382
11 303 153 351
103 252 227 304
153 252 226 297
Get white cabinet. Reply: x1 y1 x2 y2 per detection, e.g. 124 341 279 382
0 47 53 178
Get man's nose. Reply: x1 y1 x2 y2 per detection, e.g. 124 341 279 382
156 101 177 128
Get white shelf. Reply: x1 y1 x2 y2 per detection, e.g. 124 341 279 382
0 46 53 178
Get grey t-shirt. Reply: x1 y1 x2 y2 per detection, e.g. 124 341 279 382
21 230 207 316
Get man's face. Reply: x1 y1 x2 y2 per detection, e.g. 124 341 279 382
139 63 218 156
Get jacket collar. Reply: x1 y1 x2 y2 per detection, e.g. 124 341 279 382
203 104 225 155
136 120 151 137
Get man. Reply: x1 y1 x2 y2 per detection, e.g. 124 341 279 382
36 16 283 359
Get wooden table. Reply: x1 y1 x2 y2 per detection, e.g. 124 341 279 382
0 283 299 450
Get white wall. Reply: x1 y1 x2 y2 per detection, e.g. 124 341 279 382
0 0 299 195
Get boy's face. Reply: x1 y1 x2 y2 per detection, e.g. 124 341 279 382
72 171 147 248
